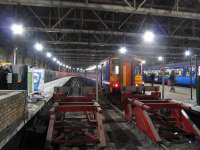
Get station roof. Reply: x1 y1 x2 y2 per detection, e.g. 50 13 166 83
0 0 200 68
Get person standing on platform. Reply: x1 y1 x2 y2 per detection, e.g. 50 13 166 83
150 73 155 87
0 66 4 89
169 71 176 92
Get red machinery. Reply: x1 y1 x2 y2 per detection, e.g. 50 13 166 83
128 98 200 144
122 91 161 121
46 95 106 148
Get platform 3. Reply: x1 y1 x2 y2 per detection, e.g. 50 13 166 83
0 76 73 149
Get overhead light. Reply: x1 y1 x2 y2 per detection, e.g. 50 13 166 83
119 47 127 54
56 60 60 64
34 42 43 51
143 30 155 43
46 52 52 58
158 56 163 61
141 60 146 64
11 23 24 35
185 50 191 56
53 57 57 62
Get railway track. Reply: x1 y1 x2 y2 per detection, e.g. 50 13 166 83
45 77 200 150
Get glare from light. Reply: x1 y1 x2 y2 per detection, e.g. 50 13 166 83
34 42 43 51
115 66 119 74
119 47 127 54
11 23 24 35
141 60 146 64
56 60 61 65
86 65 96 71
53 57 57 62
143 31 155 43
98 65 102 69
158 56 164 61
46 52 52 58
185 50 191 57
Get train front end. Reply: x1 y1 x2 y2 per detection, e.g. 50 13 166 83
109 56 143 95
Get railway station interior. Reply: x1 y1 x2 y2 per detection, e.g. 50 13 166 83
1 0 200 150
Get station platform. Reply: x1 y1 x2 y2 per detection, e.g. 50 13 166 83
145 83 200 115
0 76 73 149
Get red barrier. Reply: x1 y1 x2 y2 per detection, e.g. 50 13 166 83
46 95 106 148
130 99 200 144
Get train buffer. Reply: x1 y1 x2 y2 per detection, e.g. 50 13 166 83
45 95 106 149
128 98 200 146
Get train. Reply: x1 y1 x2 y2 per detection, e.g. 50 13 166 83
86 55 144 94
143 62 198 86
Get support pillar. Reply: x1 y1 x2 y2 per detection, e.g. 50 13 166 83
96 64 99 102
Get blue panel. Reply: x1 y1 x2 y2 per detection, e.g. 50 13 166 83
176 76 196 86
105 62 110 81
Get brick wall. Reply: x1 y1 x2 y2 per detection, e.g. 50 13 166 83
0 91 26 133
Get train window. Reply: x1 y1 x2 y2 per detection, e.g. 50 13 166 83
178 70 182 76
186 71 190 76
115 66 119 74
199 66 200 76
111 59 120 74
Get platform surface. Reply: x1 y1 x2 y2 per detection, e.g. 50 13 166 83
145 83 196 104
0 76 73 149
144 83 200 115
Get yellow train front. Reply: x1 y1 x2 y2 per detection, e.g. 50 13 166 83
101 55 143 96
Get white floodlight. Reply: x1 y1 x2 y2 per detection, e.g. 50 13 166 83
11 23 24 35
119 47 127 54
34 42 43 51
158 56 164 61
46 52 52 58
53 57 57 62
143 30 155 43
185 50 191 57
141 60 146 64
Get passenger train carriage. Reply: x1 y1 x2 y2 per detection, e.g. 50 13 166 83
144 62 198 86
87 55 144 95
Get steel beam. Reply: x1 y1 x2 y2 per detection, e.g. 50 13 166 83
62 57 105 60
1 1 200 20
52 49 190 57
55 53 111 57
47 41 200 51
26 27 200 41
50 48 114 53
52 8 73 28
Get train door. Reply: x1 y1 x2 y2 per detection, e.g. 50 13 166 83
122 62 131 87
110 58 120 92
134 64 143 86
